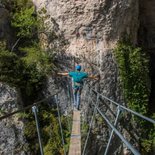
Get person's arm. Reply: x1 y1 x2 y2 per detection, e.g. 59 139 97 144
57 72 69 76
88 75 100 80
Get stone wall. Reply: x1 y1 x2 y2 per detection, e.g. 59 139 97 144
0 5 30 154
32 0 139 98
32 0 140 154
0 83 29 155
0 6 13 49
139 0 155 114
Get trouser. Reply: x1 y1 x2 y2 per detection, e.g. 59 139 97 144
73 87 82 109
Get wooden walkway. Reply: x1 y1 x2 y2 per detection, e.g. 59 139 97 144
68 110 81 155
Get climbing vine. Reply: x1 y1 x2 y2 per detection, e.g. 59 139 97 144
0 1 66 154
21 106 71 155
0 0 56 104
114 42 150 114
114 42 155 153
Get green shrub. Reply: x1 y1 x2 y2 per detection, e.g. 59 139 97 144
22 107 71 155
0 46 54 102
114 42 150 114
114 42 155 153
20 46 54 74
0 50 23 86
11 6 38 38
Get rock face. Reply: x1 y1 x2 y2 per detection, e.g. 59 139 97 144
33 0 139 95
0 83 29 155
0 6 13 49
0 4 30 155
0 0 154 154
139 0 155 113
33 0 140 154
32 0 139 98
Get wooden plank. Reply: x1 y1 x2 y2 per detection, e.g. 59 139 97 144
68 110 81 155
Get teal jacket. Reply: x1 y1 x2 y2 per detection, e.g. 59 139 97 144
69 71 88 88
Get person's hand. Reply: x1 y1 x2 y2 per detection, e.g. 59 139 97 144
57 72 69 76
95 74 100 80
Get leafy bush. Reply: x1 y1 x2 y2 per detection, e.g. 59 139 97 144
0 50 23 86
20 46 54 74
0 0 56 101
114 42 150 114
0 46 54 101
22 107 71 155
114 42 155 153
11 6 38 38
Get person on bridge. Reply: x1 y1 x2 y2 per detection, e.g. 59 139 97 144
58 65 99 110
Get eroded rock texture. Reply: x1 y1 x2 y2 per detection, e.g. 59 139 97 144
0 5 30 155
32 0 139 99
0 84 29 155
33 0 140 154
139 0 155 114
0 7 13 49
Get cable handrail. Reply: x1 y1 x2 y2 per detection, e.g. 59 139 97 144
91 100 141 155
82 94 99 155
55 95 67 155
81 85 154 154
90 88 155 124
0 91 61 121
81 87 141 155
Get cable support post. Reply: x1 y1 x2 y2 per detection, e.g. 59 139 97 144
90 88 155 124
92 102 141 155
55 95 67 155
104 105 121 155
32 106 44 155
82 94 100 155
0 91 61 121
118 105 124 113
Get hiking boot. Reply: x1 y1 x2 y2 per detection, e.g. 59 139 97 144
74 107 77 111
77 106 80 111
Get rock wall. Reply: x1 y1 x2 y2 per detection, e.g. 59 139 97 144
139 0 155 114
33 0 140 154
0 6 13 49
1 0 154 154
33 0 139 97
0 83 29 155
0 5 30 155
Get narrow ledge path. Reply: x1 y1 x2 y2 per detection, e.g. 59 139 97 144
68 110 81 155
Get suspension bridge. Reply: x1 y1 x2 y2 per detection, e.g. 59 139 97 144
0 83 155 155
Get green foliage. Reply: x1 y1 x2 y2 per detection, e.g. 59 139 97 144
20 46 54 74
0 49 39 84
0 46 55 100
114 42 155 153
0 0 58 103
1 0 32 12
0 50 23 86
114 42 150 114
0 0 54 100
11 6 38 38
0 40 7 50
81 122 89 135
22 107 71 155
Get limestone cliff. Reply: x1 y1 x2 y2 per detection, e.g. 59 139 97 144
0 5 29 155
32 0 139 103
0 83 29 155
0 6 13 49
0 0 154 154
33 0 140 154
